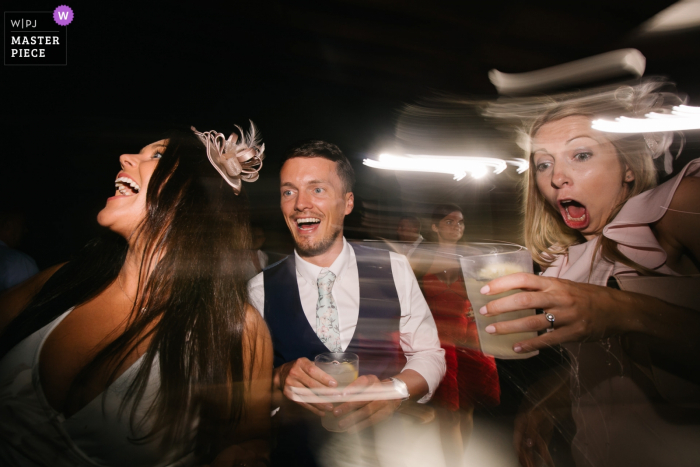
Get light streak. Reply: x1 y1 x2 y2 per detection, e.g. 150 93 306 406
638 0 700 34
489 49 645 95
362 154 528 180
506 158 529 174
591 105 700 133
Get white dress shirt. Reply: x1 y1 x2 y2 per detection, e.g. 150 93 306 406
248 238 445 401
404 235 424 259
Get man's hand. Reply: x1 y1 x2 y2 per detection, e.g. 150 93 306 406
328 375 402 433
275 357 338 416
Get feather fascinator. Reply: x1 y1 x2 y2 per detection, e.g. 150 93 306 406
192 121 265 194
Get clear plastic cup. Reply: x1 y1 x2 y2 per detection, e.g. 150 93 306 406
460 243 539 359
314 352 359 432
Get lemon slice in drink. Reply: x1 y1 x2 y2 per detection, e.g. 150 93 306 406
478 262 525 280
341 362 359 380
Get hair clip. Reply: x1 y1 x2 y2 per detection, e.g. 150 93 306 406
191 121 265 194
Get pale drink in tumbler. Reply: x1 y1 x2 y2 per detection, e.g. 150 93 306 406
461 246 539 359
314 352 359 432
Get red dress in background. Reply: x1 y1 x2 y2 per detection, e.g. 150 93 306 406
422 272 500 411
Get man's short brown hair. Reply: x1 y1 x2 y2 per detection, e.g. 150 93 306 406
282 140 355 193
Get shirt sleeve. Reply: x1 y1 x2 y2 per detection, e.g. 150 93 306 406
247 271 265 317
389 252 446 403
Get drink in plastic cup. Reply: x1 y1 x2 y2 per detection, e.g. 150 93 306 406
460 243 539 359
314 352 359 432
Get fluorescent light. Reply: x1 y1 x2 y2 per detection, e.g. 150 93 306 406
506 158 529 174
591 105 700 133
362 154 528 180
674 104 700 114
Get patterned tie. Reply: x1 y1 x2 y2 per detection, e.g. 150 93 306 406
316 269 342 352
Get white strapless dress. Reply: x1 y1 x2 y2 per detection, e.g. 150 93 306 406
0 308 198 466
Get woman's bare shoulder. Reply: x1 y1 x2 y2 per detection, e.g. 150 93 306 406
241 303 272 377
243 303 272 347
670 176 700 206
0 263 66 333
244 302 265 327
654 177 700 267
660 177 700 228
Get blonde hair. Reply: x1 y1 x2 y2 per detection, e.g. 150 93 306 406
519 81 684 272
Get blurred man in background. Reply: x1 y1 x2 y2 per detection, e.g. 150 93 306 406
395 215 423 258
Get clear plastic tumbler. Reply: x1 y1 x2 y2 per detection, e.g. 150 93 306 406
460 243 539 359
314 352 359 432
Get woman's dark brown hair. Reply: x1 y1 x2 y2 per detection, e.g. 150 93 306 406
431 203 463 227
0 129 254 457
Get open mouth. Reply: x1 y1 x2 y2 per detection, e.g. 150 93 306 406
114 175 141 197
559 199 588 227
296 217 321 232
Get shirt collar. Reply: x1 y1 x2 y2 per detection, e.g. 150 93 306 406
411 235 424 247
294 237 352 286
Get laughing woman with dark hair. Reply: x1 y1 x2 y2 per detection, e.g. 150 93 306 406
0 126 272 467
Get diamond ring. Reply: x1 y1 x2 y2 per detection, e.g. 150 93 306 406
545 313 555 332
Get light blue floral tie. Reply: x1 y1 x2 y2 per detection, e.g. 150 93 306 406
316 269 342 352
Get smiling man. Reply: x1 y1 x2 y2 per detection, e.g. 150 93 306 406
247 140 445 466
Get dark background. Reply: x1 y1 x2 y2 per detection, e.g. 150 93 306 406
2 0 700 268
3 4 699 464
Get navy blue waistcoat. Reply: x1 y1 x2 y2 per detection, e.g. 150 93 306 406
263 243 405 380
